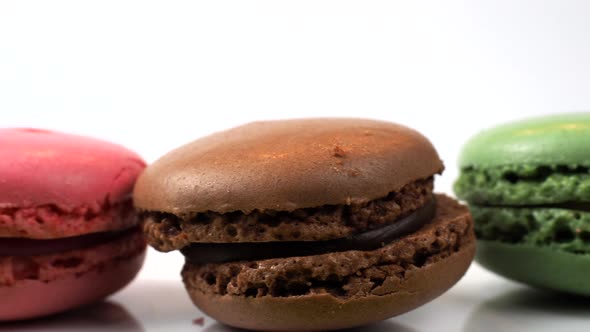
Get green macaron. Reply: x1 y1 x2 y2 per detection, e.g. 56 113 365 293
455 113 590 295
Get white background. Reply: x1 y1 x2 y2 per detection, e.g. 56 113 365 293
1 1 589 282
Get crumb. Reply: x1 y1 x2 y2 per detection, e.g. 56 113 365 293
193 317 205 326
363 130 373 136
348 168 360 177
335 160 343 165
332 145 346 158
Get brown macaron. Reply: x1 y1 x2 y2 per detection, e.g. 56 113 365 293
134 118 475 331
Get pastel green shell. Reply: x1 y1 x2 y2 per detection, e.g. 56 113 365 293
459 113 590 168
477 241 590 295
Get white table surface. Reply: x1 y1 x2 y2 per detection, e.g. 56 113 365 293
1 263 588 332
2 1 590 331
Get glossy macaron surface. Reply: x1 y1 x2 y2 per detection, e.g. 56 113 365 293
456 113 590 206
455 113 590 295
0 128 147 320
0 128 146 239
134 118 443 214
477 240 590 295
459 113 590 168
0 128 145 210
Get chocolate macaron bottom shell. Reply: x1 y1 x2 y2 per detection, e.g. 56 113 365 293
182 195 475 331
477 240 590 296
187 243 473 331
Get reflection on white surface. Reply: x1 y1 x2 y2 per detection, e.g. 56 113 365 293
464 288 590 332
203 320 418 332
1 271 588 332
0 301 143 332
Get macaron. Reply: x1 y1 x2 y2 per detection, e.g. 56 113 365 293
454 113 590 295
0 128 147 320
134 118 475 331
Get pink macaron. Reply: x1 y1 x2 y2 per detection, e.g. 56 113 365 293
0 128 147 321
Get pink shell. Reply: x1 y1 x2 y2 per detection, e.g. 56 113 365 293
0 128 145 209
0 250 145 321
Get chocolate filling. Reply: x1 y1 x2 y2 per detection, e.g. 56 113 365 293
0 227 139 257
181 197 436 264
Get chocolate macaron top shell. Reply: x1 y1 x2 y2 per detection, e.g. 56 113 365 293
134 118 443 215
